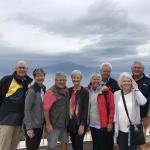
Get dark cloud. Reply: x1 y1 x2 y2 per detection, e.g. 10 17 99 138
0 0 150 75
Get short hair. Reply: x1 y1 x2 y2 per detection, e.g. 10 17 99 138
90 73 102 80
16 60 28 68
33 68 45 78
131 61 144 69
100 62 112 70
55 72 66 80
71 70 82 79
118 72 133 89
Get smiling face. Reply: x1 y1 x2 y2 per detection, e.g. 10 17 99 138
16 62 28 78
121 76 132 92
101 66 111 80
34 72 45 86
91 75 101 88
132 63 144 79
71 73 82 87
55 75 67 89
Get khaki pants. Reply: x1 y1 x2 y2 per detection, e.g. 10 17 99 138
0 125 21 150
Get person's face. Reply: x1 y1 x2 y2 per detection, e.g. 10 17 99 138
132 63 144 78
121 76 132 91
101 66 111 80
55 76 67 89
35 73 45 86
72 74 81 87
16 64 28 78
91 75 101 88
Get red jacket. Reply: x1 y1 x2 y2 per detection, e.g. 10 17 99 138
97 86 114 128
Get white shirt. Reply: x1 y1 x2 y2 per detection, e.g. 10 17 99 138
118 92 133 132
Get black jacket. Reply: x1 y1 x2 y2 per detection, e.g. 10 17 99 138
0 72 33 125
105 77 120 93
69 86 89 126
134 74 150 118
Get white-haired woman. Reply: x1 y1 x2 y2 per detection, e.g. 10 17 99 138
68 70 89 150
114 72 147 150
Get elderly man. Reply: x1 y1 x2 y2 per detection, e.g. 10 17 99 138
43 72 69 150
0 60 33 150
100 62 120 150
131 61 150 131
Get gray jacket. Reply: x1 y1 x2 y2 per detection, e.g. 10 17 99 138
24 84 45 129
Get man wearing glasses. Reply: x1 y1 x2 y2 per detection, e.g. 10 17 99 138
43 72 69 150
0 60 33 150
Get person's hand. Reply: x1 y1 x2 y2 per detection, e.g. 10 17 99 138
27 129 35 139
78 125 84 135
107 124 113 132
132 79 138 90
46 124 53 133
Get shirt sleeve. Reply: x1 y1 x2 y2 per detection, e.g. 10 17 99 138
43 90 56 111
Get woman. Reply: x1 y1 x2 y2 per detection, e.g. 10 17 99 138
68 70 89 150
24 68 46 150
88 73 114 150
114 72 147 150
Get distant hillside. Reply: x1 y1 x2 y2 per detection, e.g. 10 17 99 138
43 62 97 74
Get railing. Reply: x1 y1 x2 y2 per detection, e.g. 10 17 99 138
17 127 150 149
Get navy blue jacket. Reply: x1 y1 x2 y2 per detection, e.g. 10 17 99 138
134 74 150 118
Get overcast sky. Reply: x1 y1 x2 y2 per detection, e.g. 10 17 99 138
0 0 150 73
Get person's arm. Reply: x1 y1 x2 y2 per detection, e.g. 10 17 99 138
107 90 114 132
134 90 147 106
24 89 35 129
80 89 89 125
43 90 56 133
78 89 89 135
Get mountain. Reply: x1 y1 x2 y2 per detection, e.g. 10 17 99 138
43 62 97 74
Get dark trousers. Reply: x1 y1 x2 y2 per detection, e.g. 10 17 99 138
90 127 107 150
117 131 137 150
70 125 85 150
106 129 114 150
25 128 43 150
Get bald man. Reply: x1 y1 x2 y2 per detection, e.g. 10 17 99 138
0 60 32 150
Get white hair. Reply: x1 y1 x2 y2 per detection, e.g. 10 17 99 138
90 73 102 80
16 60 28 68
55 72 66 80
131 61 144 69
118 72 133 89
100 62 112 70
71 70 83 79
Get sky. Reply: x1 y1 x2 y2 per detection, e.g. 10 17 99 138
0 0 150 74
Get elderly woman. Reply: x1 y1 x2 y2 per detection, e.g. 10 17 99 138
88 73 114 150
68 70 89 150
24 68 46 150
114 72 147 150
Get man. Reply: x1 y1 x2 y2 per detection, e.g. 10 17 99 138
88 73 114 150
100 62 120 150
131 61 150 131
0 60 33 150
43 72 69 150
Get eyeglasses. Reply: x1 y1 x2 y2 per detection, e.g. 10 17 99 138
56 79 67 82
17 66 27 69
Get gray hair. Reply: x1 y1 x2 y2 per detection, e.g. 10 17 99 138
131 61 144 69
16 60 28 68
118 72 133 89
71 70 83 79
100 62 112 70
55 72 66 80
90 73 102 80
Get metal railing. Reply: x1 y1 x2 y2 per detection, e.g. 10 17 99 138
17 127 150 149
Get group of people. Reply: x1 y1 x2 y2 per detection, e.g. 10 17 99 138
0 60 150 150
